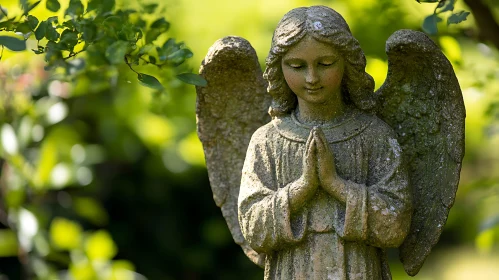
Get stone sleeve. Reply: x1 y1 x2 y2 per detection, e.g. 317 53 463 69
342 135 412 248
238 132 307 253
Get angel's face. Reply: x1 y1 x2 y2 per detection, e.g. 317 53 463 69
281 36 344 106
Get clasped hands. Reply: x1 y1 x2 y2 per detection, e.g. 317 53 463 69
289 127 347 213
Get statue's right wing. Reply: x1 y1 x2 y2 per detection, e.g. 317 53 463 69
375 30 465 276
196 36 271 267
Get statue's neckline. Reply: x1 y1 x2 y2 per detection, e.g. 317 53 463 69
272 109 373 143
291 108 357 129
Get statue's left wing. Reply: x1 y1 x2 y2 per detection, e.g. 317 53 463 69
374 30 465 276
196 36 271 267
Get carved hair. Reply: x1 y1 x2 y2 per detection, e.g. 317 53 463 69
263 5 376 117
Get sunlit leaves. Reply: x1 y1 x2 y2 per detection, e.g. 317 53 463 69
59 30 79 51
0 230 18 257
27 15 38 30
418 0 469 34
177 73 207 87
448 11 470 25
437 0 455 13
45 23 60 41
143 3 159 14
34 20 47 40
85 230 117 260
0 33 26 51
422 14 442 35
105 40 129 64
46 0 60 13
66 0 84 17
137 73 163 90
50 218 82 250
146 18 170 44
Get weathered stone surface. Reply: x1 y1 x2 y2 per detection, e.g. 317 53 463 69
196 36 271 267
196 6 465 280
376 29 465 276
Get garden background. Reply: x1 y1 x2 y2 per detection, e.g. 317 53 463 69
1 0 499 279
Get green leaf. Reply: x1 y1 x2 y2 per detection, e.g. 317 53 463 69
47 16 58 24
60 30 79 51
422 14 442 35
45 24 60 41
101 0 115 14
105 40 129 64
34 20 47 40
145 18 170 44
0 34 26 51
165 48 193 64
138 44 154 56
46 0 60 12
145 29 162 44
447 11 470 25
15 22 32 34
27 15 39 30
0 19 15 30
86 0 101 12
176 73 207 87
143 3 158 14
137 73 163 90
82 23 97 42
117 23 137 41
438 0 455 12
102 16 121 37
66 0 84 16
149 55 156 64
150 18 170 31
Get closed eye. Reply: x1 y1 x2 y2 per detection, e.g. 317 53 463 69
289 64 303 69
319 61 334 66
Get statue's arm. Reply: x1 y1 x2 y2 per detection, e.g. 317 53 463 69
342 125 412 248
238 127 308 253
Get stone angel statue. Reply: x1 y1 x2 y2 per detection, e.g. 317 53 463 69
196 5 465 280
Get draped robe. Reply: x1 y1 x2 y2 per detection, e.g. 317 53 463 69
238 110 412 280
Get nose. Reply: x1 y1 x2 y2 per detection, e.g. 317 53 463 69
305 67 319 85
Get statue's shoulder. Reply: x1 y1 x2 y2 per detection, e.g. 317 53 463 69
250 121 279 144
359 112 397 139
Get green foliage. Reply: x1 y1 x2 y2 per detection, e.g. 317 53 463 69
417 0 470 35
0 0 206 88
447 10 471 25
177 73 208 86
45 0 60 13
0 0 208 279
423 13 443 34
0 34 26 51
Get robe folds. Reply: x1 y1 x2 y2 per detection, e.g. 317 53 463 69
238 110 412 280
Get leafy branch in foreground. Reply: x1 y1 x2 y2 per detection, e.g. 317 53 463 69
0 0 206 90
416 0 470 35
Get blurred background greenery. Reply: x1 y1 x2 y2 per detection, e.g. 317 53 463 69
0 0 499 279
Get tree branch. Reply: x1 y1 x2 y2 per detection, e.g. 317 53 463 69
463 0 499 49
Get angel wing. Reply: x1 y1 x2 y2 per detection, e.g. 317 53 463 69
196 36 271 267
375 30 465 276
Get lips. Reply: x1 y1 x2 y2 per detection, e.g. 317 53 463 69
305 87 323 93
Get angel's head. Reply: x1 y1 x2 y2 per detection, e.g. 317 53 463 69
263 5 376 117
